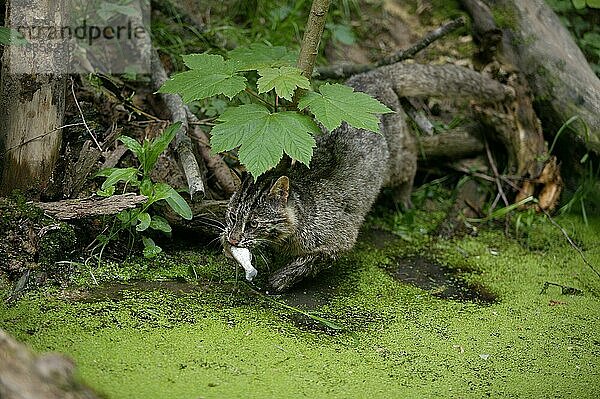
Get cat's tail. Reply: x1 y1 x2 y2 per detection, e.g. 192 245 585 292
348 62 515 102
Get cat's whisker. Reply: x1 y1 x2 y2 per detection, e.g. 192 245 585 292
255 248 270 273
195 218 226 232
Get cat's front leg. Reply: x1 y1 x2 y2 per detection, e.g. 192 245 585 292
267 254 323 293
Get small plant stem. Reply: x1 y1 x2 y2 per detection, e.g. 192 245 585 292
244 87 275 110
297 0 331 79
293 0 331 105
542 210 600 279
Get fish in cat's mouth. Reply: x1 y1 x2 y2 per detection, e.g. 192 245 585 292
223 243 258 282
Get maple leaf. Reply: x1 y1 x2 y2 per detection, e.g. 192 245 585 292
297 83 394 133
158 53 246 102
257 66 311 101
210 104 320 178
228 43 298 71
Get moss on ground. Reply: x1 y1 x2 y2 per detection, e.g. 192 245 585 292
1 211 599 398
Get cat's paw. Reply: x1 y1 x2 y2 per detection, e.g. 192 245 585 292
267 255 318 293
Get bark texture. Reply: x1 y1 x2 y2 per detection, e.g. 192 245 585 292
0 0 68 196
484 0 600 152
36 193 147 220
297 0 331 79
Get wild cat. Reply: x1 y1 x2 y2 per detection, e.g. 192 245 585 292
221 62 512 292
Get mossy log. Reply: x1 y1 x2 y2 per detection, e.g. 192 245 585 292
480 0 600 152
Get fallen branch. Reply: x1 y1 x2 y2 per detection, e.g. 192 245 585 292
63 140 102 198
36 193 147 220
461 0 502 60
418 126 485 161
378 17 466 66
316 17 466 79
186 110 238 196
151 50 206 200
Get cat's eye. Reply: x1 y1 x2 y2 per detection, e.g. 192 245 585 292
249 220 259 228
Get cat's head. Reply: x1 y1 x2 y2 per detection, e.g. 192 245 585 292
222 175 295 251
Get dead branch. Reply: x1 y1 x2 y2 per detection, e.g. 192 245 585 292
316 17 466 80
401 98 435 136
378 17 466 66
151 50 206 200
63 140 102 198
461 0 502 61
36 193 147 220
186 110 238 196
101 144 128 169
418 125 485 161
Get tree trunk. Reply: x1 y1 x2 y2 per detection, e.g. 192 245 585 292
482 0 600 153
0 0 67 197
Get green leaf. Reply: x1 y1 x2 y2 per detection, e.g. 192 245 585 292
139 178 154 197
572 0 586 8
148 182 172 204
143 122 181 174
136 212 151 232
149 215 172 233
101 167 139 190
165 188 193 220
158 54 246 102
117 210 132 224
228 43 298 71
210 104 319 178
150 182 193 220
142 237 162 258
298 83 394 133
95 168 119 178
96 186 115 197
257 66 310 101
0 27 28 46
587 0 600 8
118 135 144 161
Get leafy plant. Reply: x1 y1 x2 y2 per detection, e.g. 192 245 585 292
547 0 600 76
159 44 393 178
0 26 29 46
95 122 192 258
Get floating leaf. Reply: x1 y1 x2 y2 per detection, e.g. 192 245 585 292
210 104 319 178
257 66 310 101
298 83 393 133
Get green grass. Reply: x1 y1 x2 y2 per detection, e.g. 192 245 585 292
1 210 599 398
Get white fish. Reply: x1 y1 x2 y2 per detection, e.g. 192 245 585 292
230 246 258 282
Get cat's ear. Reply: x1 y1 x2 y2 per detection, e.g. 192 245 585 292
269 176 289 204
